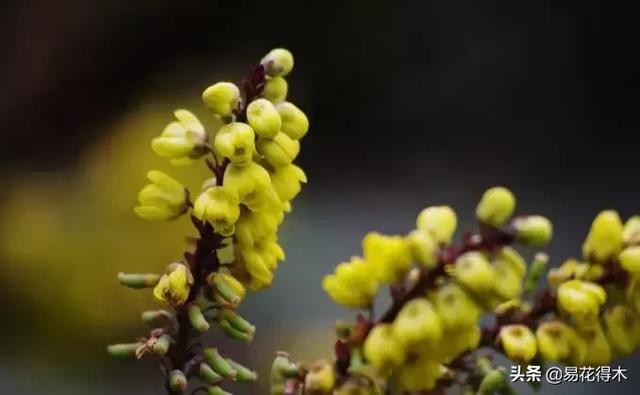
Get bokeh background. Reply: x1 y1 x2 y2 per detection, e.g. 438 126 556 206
1 0 639 394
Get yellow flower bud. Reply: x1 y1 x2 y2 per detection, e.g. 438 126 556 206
491 254 524 301
572 322 611 366
276 102 309 140
620 246 640 277
512 215 553 246
214 122 255 166
475 187 515 226
363 232 412 283
270 164 307 203
322 257 379 309
363 324 405 372
431 283 481 329
262 76 288 103
623 216 640 245
407 229 437 268
535 321 575 362
392 298 443 346
495 247 526 277
454 252 494 293
582 210 623 262
247 98 282 139
498 324 537 363
151 109 208 164
223 162 271 201
395 357 441 392
256 132 300 168
135 170 188 220
261 48 294 77
416 206 457 245
193 186 240 236
153 263 194 307
202 82 240 117
557 279 606 322
304 360 335 394
603 305 640 355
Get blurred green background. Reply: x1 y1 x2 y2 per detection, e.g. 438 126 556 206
1 0 639 393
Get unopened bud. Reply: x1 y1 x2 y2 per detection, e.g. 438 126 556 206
169 370 187 392
118 272 160 289
151 334 172 355
275 102 309 140
512 215 553 246
262 76 288 103
225 358 257 382
476 187 516 226
247 98 281 138
199 362 224 385
107 343 141 359
188 303 210 333
202 82 240 118
208 386 232 395
261 48 294 77
217 318 254 343
203 348 237 379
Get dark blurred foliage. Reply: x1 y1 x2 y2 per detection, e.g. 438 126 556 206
2 0 639 186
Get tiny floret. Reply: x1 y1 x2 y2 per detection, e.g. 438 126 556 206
134 170 188 220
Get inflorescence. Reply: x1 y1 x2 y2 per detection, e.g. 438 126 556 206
108 48 309 395
270 187 640 394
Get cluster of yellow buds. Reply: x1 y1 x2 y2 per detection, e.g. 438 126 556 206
313 187 558 392
543 210 640 366
110 48 308 394
315 194 640 394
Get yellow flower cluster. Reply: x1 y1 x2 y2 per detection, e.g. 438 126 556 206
321 188 558 392
544 210 640 365
135 48 309 291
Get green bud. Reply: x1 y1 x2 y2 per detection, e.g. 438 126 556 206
209 272 245 308
202 82 240 117
208 386 232 395
225 358 257 382
477 369 506 395
203 348 237 379
512 215 553 246
261 48 294 77
151 334 171 355
476 187 516 226
271 351 300 384
217 318 254 343
275 102 309 140
247 98 282 138
141 309 176 329
107 343 141 359
199 362 224 385
188 303 210 333
220 308 256 335
169 370 187 392
524 252 548 294
262 76 288 103
117 272 160 289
